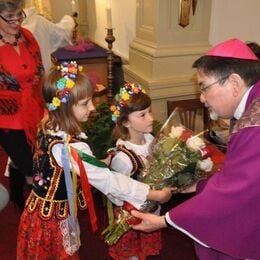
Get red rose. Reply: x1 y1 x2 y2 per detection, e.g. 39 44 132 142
180 130 192 142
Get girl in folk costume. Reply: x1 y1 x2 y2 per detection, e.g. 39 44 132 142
16 62 173 259
108 83 161 260
0 0 44 210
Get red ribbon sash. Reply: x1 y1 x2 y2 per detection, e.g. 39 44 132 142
70 147 98 232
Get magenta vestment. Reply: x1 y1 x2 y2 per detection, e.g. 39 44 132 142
166 81 260 259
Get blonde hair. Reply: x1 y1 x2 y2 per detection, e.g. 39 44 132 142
42 67 94 136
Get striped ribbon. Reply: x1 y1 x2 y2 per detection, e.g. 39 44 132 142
70 147 98 232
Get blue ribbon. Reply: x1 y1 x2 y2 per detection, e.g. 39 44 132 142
61 140 77 237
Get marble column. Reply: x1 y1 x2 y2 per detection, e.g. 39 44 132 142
123 0 212 121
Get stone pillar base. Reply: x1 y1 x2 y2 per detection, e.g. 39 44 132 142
123 43 210 122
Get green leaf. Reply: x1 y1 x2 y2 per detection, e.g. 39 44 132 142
82 102 116 159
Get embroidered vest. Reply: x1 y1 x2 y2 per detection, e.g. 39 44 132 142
26 132 87 220
115 145 146 180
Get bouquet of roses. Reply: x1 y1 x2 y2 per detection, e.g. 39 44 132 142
103 115 214 245
140 123 213 191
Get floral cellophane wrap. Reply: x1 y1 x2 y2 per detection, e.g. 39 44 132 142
140 116 214 192
103 110 224 245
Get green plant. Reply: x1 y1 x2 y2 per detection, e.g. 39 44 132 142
82 102 116 159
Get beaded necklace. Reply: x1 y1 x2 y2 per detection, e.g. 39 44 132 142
0 32 21 46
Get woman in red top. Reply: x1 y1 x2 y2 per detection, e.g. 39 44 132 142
0 0 44 210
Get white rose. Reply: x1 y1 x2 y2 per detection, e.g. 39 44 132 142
186 136 205 151
198 157 213 172
169 126 185 138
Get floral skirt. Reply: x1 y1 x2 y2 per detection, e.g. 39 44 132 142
108 229 161 260
17 209 80 260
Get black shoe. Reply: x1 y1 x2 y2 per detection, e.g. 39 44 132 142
9 164 26 211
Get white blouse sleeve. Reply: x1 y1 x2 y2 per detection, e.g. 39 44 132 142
52 141 149 209
110 151 133 176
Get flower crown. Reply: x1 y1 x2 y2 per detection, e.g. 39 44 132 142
110 82 146 122
47 61 83 111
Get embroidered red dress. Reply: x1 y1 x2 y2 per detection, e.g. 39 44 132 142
0 28 44 146
109 134 162 260
17 133 86 259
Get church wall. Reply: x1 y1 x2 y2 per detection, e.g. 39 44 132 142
46 0 260 122
48 0 260 61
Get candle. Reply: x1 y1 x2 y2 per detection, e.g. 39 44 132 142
38 0 43 11
106 3 112 29
71 0 76 13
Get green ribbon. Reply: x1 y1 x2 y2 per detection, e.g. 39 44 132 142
75 148 108 168
75 148 113 225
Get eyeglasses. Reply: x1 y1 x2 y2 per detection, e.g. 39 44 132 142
200 75 229 94
0 10 26 24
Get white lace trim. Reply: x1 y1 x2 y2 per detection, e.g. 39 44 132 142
60 218 81 256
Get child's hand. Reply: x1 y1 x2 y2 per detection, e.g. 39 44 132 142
158 187 175 203
147 187 175 203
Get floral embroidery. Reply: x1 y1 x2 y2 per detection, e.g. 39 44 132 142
0 64 20 91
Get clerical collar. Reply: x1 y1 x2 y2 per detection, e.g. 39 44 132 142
233 85 253 120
